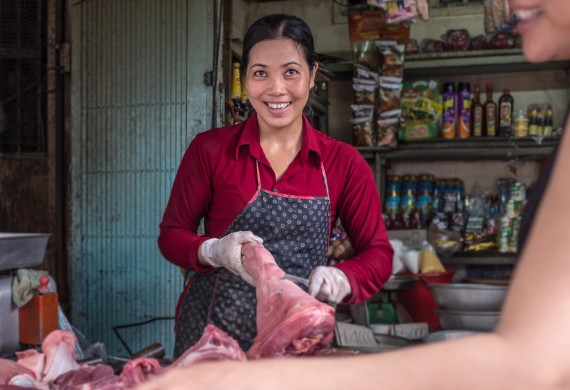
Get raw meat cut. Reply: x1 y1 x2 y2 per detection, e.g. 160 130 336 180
241 243 336 359
170 324 247 368
52 357 162 390
119 358 161 388
8 373 49 389
52 364 116 389
41 330 80 382
0 359 34 385
14 350 44 380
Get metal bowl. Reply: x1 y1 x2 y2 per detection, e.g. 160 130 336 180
438 310 500 331
430 283 508 311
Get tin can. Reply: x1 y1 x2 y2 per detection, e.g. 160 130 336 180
510 182 526 202
505 199 517 218
498 229 511 253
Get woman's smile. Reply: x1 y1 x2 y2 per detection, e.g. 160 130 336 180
245 38 315 133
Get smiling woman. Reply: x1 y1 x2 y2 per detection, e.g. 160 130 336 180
245 38 315 179
158 13 393 360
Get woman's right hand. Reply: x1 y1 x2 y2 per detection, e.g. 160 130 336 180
198 231 263 285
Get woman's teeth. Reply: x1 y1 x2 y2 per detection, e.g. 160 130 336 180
514 7 544 22
267 102 289 109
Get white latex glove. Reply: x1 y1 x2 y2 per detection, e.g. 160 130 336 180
199 231 263 286
308 266 351 304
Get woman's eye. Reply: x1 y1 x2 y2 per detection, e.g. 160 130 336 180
286 69 299 76
253 70 266 77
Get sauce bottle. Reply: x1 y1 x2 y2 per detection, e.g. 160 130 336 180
527 105 540 137
457 82 471 138
441 83 456 139
471 83 484 137
542 106 554 136
483 83 497 137
498 88 514 137
230 62 243 121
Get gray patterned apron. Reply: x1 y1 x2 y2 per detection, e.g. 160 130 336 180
173 159 331 356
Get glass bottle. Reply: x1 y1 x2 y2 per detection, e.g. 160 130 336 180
230 62 242 120
498 88 514 137
542 106 554 137
483 83 498 137
457 82 471 138
471 83 484 137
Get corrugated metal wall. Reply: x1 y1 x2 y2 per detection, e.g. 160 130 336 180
70 0 218 357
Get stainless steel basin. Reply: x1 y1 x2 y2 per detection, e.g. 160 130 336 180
430 283 508 311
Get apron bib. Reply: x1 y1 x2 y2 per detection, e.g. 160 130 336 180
173 160 331 356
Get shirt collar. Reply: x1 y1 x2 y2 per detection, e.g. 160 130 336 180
235 113 322 165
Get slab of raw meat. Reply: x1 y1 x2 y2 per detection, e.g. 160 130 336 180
241 243 336 359
41 330 80 382
119 358 161 388
8 373 49 389
170 324 247 368
0 359 34 385
52 364 116 389
14 350 44 380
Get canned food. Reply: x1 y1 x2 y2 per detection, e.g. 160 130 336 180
498 229 511 253
510 182 526 202
505 199 519 218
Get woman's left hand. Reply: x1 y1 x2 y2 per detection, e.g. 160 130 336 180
307 266 351 304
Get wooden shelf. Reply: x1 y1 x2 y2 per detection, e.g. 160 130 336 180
404 49 570 77
442 251 518 266
323 49 570 80
357 137 559 162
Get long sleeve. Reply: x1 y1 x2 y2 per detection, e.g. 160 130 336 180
158 133 215 273
332 147 393 304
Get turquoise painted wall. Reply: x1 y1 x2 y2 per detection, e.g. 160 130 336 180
70 0 218 358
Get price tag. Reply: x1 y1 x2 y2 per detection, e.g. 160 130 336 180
334 322 378 348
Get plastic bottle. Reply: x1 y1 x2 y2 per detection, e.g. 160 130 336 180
483 83 497 136
441 83 456 139
471 84 484 137
513 108 528 137
498 88 514 137
230 62 242 101
457 82 471 138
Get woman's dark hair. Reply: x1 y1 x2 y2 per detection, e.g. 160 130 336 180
241 14 317 78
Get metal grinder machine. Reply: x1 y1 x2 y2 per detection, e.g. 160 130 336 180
0 233 51 357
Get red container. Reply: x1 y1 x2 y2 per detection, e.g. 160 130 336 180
398 270 455 330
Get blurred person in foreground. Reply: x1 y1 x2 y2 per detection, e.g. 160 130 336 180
144 0 570 388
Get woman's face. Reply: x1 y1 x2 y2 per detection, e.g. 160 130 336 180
511 0 570 62
245 38 316 133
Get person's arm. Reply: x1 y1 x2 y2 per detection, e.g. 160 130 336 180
332 146 394 304
157 133 215 273
140 132 570 390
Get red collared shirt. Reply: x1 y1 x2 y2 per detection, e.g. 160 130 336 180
158 113 393 303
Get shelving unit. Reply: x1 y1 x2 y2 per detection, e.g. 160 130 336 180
442 251 517 266
357 137 558 197
330 49 567 267
324 48 570 79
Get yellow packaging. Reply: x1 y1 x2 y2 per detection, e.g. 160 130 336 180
420 247 446 273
